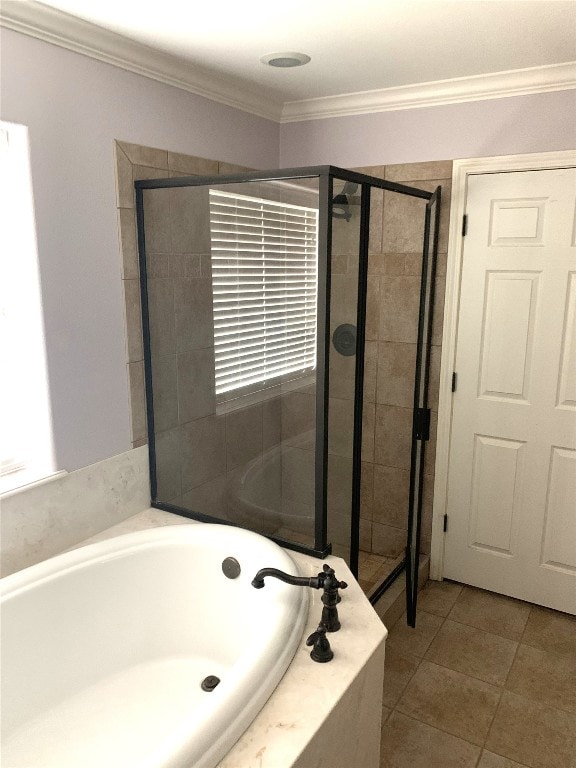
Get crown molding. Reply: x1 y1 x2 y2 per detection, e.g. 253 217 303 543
0 0 283 122
281 62 576 122
2 1 574 126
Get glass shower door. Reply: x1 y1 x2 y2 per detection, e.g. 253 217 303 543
406 186 441 627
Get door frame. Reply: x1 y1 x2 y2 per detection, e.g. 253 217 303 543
430 149 576 581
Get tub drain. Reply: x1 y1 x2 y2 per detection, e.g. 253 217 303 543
201 675 221 692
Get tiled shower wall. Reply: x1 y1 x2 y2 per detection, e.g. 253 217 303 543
116 144 452 557
356 160 453 558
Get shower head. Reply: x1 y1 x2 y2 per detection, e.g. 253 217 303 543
332 182 358 221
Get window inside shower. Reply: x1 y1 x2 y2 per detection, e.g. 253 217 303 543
135 167 439 620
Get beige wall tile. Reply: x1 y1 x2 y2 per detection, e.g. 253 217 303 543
217 162 254 175
428 345 441 411
382 191 428 253
147 253 170 279
182 473 227 518
359 518 372 551
385 160 453 182
360 461 374 521
331 211 362 257
122 279 144 362
425 619 518 686
170 254 202 279
362 402 375 462
147 277 176 358
403 253 423 277
449 586 531 641
377 341 417 408
174 278 214 353
329 347 356 399
369 187 384 255
432 275 446 346
375 404 412 469
177 347 216 424
372 521 405 558
379 276 421 343
133 165 168 181
373 464 410 529
331 254 349 274
485 691 576 768
262 396 282 449
362 340 377 404
330 273 359 327
365 277 380 341
169 186 211 253
142 187 171 253
114 144 134 208
127 361 147 443
328 397 355 458
117 141 168 169
522 605 576 658
381 711 481 768
353 165 385 179
151 355 178 432
180 415 226 492
154 427 181 501
117 208 139 279
226 403 263 471
167 152 218 175
506 643 576 714
281 390 316 442
397 660 501 746
282 445 315 505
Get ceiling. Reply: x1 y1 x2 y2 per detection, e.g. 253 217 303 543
3 0 576 121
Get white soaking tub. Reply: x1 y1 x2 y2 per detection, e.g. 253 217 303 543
0 523 309 768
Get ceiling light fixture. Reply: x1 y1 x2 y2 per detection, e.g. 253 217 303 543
260 52 311 68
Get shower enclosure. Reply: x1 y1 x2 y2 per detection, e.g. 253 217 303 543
135 166 440 625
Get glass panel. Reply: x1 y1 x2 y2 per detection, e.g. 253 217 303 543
406 187 441 626
326 179 362 566
140 177 320 549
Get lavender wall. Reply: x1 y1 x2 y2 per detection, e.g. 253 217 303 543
0 29 280 472
280 90 576 168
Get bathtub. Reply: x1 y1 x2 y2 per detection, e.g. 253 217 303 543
1 524 309 768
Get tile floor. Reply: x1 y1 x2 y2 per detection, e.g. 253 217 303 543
359 550 402 594
380 580 576 768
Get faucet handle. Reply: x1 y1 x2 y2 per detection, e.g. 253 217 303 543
320 563 348 592
306 624 334 663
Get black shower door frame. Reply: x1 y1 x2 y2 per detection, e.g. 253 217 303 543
135 167 437 609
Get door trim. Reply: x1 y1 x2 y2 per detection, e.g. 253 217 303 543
430 149 576 581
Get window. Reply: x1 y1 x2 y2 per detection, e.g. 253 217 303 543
0 122 55 493
209 189 318 400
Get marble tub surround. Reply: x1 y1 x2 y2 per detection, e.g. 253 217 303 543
56 509 388 768
0 446 150 577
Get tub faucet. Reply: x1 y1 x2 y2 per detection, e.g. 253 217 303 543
251 563 348 632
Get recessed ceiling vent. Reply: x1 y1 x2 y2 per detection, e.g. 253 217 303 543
260 52 311 68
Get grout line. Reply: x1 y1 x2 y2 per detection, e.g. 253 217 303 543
387 709 484 754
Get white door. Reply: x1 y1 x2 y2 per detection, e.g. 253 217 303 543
444 167 576 614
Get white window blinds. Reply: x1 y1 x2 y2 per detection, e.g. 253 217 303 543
209 189 318 397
